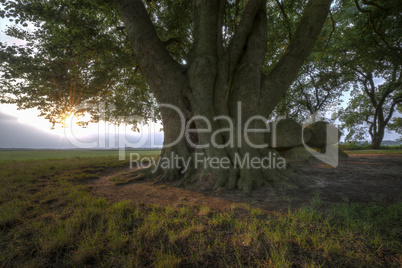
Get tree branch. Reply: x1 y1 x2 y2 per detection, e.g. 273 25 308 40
317 86 333 112
368 122 374 138
354 0 394 51
162 38 180 47
362 73 377 107
275 0 292 42
114 0 181 91
259 0 332 116
116 26 128 39
229 3 267 118
301 88 313 114
362 0 387 11
227 0 262 77
384 99 401 125
322 11 335 53
191 0 221 58
367 73 376 96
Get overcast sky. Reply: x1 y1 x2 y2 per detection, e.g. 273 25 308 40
0 109 164 149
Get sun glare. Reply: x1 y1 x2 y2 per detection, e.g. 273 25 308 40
61 112 75 127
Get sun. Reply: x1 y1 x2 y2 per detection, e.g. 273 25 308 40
61 112 75 127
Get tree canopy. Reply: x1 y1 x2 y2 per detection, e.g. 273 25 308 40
1 0 158 128
0 0 331 127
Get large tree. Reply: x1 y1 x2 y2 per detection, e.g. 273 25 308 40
1 0 333 191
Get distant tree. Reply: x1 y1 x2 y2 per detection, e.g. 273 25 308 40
339 79 402 146
273 3 353 123
387 108 402 141
336 0 402 148
274 53 349 123
1 0 333 191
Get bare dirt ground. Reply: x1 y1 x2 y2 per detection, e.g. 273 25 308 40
87 154 402 213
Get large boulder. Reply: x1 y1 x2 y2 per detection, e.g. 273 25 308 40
285 146 348 162
304 121 341 147
267 118 312 148
284 146 312 161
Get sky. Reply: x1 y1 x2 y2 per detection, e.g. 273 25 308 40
0 15 164 149
0 13 400 149
0 104 165 149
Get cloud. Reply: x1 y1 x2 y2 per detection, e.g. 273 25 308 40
0 111 72 148
0 111 164 148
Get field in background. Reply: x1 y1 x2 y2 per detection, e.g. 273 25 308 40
1 145 401 161
0 149 161 161
340 143 402 153
345 149 402 154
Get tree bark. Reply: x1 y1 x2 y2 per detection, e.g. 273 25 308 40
371 132 384 149
114 0 333 192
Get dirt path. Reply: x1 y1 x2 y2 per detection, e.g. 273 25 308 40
87 169 235 212
87 154 402 213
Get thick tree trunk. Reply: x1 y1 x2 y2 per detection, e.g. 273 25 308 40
115 0 332 192
371 125 385 149
371 135 383 149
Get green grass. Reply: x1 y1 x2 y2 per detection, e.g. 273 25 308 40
345 149 402 154
340 142 402 152
0 156 401 267
340 142 402 154
0 149 161 161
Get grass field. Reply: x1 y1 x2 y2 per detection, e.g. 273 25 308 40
0 153 401 266
0 149 161 161
340 143 402 154
1 147 400 162
345 149 402 154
